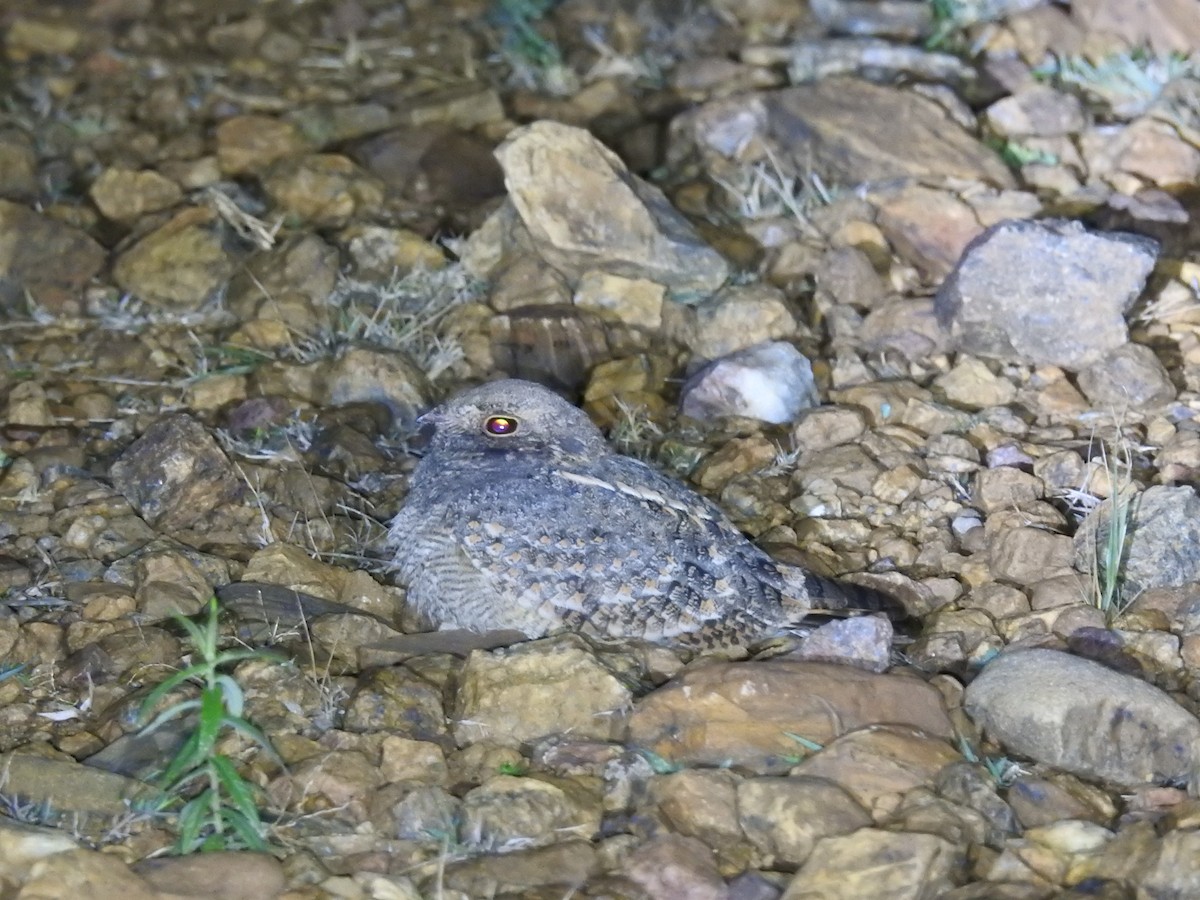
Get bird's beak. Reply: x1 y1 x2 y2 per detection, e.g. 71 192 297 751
410 407 442 451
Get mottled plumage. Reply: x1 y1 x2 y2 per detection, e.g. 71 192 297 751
388 379 888 649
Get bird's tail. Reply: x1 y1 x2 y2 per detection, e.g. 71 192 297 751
780 565 909 623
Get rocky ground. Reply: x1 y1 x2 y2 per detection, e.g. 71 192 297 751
2 0 1200 897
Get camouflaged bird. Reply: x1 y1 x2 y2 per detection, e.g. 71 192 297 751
388 379 894 650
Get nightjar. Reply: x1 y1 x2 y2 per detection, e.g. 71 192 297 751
388 379 892 650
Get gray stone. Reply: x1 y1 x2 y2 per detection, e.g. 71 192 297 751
109 415 242 531
1075 484 1200 596
965 648 1200 788
1076 343 1176 409
681 341 819 424
935 219 1159 370
496 120 730 300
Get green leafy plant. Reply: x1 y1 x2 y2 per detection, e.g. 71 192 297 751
988 138 1060 168
138 597 282 854
1089 446 1134 623
957 736 1024 787
1058 439 1136 623
1037 50 1196 114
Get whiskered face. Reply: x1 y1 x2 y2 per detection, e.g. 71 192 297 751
418 379 610 464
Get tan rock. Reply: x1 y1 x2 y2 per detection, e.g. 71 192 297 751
1072 0 1200 56
442 840 597 896
626 661 952 773
0 753 155 820
965 648 1200 789
5 17 84 58
874 184 982 281
263 154 385 228
320 345 431 426
112 207 234 310
380 736 449 785
988 527 1076 585
752 80 1014 186
496 120 730 297
782 829 963 899
5 381 53 427
693 436 777 491
668 282 797 361
338 225 446 279
460 774 601 850
793 726 963 818
216 114 309 176
790 407 866 452
0 200 105 314
572 270 665 331
1077 343 1176 409
133 851 286 900
89 168 182 223
651 770 744 850
453 636 631 745
21 849 161 900
974 468 1045 515
737 776 871 868
934 356 1018 409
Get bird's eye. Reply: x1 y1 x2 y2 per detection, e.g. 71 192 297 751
484 415 519 436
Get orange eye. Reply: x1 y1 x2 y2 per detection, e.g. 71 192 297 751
484 415 519 436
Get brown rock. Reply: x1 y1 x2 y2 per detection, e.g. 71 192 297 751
0 129 38 200
133 851 286 900
626 661 952 773
109 414 242 531
460 774 601 850
782 829 963 899
272 749 382 820
89 168 182 224
350 124 505 212
1076 343 1176 409
623 833 727 900
262 153 385 228
20 849 161 900
216 114 309 176
496 120 730 298
112 207 235 310
874 184 982 281
792 726 964 817
441 841 597 896
343 666 448 744
453 636 631 745
0 200 105 314
761 80 1014 186
988 527 1075 585
737 776 871 868
227 234 339 315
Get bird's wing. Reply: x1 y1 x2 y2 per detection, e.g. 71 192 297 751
435 457 790 645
